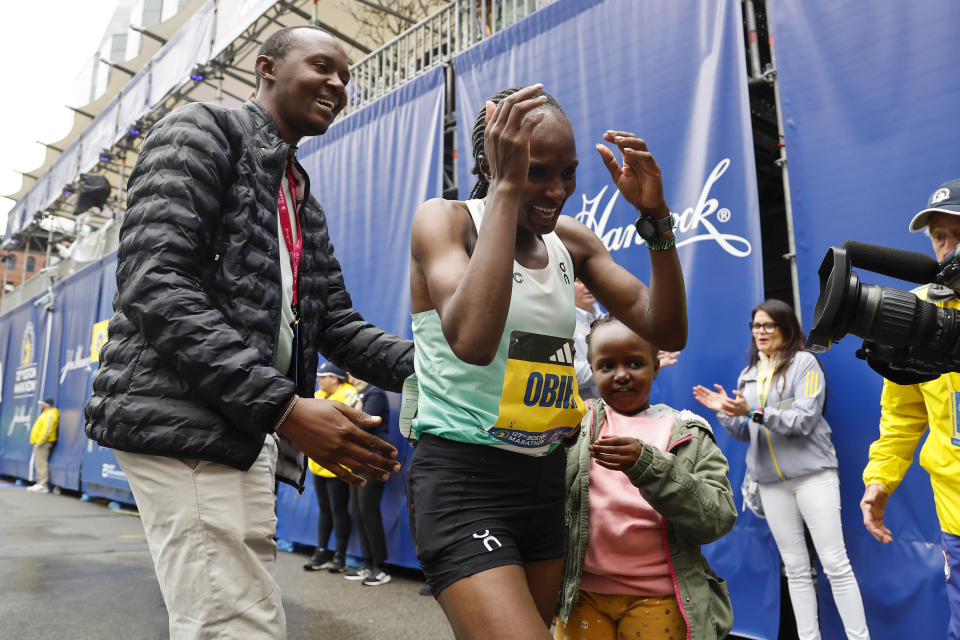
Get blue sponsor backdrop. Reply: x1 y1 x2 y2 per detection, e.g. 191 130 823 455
0 298 52 480
770 3 960 638
79 252 135 503
454 0 771 636
50 262 101 490
276 65 446 568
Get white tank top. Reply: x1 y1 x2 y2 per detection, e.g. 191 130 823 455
411 198 586 455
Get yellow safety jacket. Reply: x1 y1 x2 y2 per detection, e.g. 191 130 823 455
862 285 960 536
308 383 359 478
29 408 59 444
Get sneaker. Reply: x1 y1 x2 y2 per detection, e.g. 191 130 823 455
343 566 371 581
303 548 334 571
362 569 391 586
326 553 346 573
26 484 49 494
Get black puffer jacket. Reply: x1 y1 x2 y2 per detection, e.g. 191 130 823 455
85 100 413 486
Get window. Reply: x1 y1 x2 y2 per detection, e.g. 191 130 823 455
6 255 15 270
26 257 35 273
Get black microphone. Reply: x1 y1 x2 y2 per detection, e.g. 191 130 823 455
841 241 939 285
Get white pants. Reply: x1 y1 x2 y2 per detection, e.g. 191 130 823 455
758 469 869 640
114 435 285 640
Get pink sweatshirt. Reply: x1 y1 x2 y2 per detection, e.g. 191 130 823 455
579 407 675 596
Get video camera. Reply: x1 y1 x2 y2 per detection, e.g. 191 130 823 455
805 240 960 385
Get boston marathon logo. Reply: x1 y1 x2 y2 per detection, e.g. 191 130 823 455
14 321 38 398
574 158 752 258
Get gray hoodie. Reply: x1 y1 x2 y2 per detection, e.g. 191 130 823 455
718 350 837 484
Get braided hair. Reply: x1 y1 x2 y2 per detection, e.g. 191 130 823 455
585 315 659 366
468 87 568 199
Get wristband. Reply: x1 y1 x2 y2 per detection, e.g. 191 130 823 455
647 236 676 251
273 394 300 432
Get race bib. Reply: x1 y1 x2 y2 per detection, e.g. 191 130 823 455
488 331 586 449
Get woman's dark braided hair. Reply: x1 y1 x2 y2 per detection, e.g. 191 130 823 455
468 87 568 199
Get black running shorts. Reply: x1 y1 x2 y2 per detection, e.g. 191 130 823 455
407 433 566 597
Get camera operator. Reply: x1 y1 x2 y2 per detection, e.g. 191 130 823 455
860 178 960 639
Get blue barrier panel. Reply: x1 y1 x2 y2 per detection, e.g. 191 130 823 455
279 66 446 569
769 3 960 638
454 0 768 635
0 297 54 480
0 313 11 454
80 251 134 504
49 262 102 491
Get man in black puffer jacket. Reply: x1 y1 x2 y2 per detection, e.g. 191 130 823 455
85 26 413 638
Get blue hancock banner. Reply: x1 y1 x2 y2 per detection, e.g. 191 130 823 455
275 65 446 569
770 2 960 638
0 298 54 481
50 262 102 491
454 0 769 635
80 251 135 503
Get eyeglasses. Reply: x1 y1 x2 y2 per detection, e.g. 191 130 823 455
749 322 778 333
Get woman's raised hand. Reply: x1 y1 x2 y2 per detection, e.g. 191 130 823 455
693 383 732 413
596 131 668 216
483 84 548 192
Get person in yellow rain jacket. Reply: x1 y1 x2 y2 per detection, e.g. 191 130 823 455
303 362 359 574
28 398 59 494
861 179 960 640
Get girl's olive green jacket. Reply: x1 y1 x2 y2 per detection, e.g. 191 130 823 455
557 399 737 640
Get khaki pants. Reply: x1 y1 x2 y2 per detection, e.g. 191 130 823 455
32 441 53 487
114 435 285 640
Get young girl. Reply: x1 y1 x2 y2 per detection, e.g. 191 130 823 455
557 316 736 640
693 299 869 640
407 84 687 639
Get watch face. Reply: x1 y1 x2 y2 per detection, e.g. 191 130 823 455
634 216 669 242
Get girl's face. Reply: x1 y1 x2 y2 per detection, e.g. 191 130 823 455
590 321 659 415
752 309 785 356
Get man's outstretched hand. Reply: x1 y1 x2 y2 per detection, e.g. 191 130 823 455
861 483 893 544
278 397 401 486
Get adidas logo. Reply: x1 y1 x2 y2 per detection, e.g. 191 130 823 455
547 342 574 365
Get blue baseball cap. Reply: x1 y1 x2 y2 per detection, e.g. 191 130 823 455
316 362 346 380
909 178 960 232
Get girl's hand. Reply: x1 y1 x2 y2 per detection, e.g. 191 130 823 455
595 131 668 216
590 435 644 471
692 383 731 412
483 84 548 192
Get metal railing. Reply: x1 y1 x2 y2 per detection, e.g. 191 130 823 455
342 0 552 116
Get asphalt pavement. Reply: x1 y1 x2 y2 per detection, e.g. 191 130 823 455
0 478 453 640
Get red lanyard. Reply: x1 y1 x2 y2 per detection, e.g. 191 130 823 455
277 166 302 307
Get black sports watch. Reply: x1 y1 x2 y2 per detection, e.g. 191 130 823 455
634 214 674 242
751 408 765 424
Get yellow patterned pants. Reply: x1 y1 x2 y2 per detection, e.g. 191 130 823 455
554 590 686 640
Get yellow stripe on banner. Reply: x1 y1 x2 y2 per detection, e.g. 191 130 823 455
764 427 786 481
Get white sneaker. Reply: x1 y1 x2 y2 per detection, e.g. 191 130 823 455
362 569 391 586
343 567 371 581
27 484 49 493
